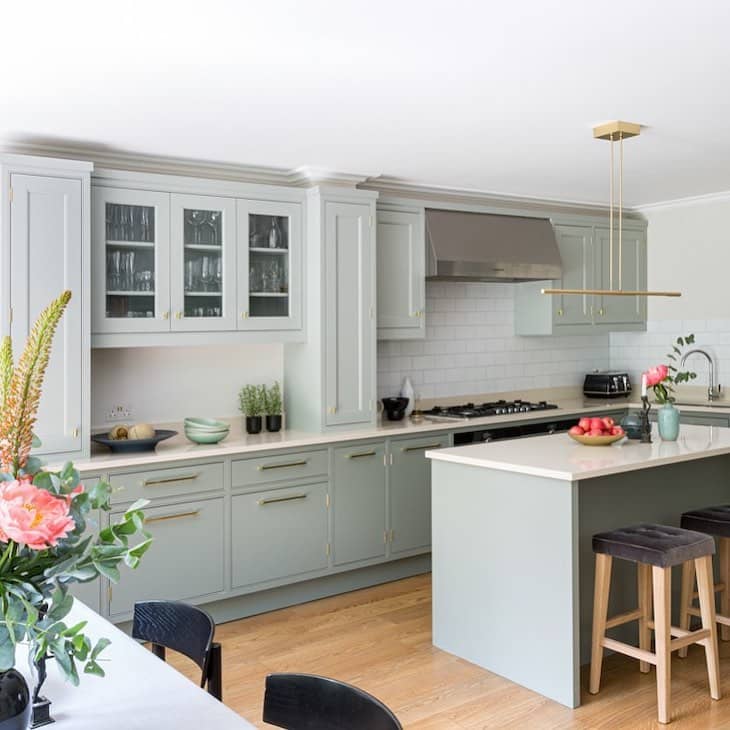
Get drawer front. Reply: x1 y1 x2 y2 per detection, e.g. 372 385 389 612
108 462 224 505
232 449 328 488
232 483 328 588
109 497 225 618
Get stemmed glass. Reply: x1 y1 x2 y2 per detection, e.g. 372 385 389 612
206 212 221 245
214 256 222 292
186 210 206 244
200 256 211 292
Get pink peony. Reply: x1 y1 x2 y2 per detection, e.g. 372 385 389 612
0 480 75 550
645 364 669 387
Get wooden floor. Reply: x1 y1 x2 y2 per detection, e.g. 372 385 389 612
167 573 730 728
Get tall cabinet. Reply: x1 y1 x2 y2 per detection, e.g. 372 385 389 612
285 187 377 432
0 154 91 462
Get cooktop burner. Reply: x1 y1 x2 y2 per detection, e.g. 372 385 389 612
422 399 559 420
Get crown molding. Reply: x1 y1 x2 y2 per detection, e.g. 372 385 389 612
635 189 730 213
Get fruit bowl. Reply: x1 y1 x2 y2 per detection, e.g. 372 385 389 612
568 432 625 446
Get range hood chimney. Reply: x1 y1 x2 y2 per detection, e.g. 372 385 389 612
425 209 563 282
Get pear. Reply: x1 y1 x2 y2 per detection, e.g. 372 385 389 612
109 425 129 440
128 423 155 440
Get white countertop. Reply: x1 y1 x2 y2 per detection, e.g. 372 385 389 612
16 601 254 729
69 401 629 474
426 423 730 481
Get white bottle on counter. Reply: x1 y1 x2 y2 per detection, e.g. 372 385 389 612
400 376 415 417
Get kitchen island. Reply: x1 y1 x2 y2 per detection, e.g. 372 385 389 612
426 424 730 708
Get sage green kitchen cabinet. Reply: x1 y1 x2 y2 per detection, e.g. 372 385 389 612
514 221 647 336
107 496 225 620
388 433 450 556
231 482 329 588
332 442 387 566
649 410 730 427
377 208 425 340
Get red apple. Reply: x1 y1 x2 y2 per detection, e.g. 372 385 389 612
578 417 592 431
602 417 615 429
589 429 604 437
569 425 585 436
590 417 604 432
611 426 624 436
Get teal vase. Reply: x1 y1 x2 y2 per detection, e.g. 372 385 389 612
657 403 680 441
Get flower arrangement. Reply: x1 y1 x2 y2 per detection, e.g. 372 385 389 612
0 291 151 684
644 334 698 404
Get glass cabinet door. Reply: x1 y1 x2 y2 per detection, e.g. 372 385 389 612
92 188 171 334
170 194 236 331
237 200 302 331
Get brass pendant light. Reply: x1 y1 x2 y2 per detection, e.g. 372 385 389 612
542 121 681 298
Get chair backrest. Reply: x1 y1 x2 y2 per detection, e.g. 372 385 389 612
263 673 402 730
132 600 215 675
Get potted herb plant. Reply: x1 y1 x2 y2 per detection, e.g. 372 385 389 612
264 382 283 433
239 384 265 434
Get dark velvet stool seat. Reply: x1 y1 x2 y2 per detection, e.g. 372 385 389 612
590 523 720 724
679 505 730 656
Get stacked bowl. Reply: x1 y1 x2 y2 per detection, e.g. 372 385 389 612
184 417 230 444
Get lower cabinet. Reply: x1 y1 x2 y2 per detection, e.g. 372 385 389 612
108 497 225 619
231 482 329 588
649 410 730 427
333 442 387 566
389 433 450 556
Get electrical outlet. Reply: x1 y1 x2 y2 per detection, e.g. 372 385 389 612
106 405 133 422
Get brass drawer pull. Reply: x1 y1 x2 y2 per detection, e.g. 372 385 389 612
258 460 308 471
146 510 200 524
347 450 377 459
258 494 307 506
402 443 443 452
143 473 200 486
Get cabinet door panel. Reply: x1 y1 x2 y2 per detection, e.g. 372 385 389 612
377 209 425 338
325 202 374 426
232 483 328 588
553 225 595 325
333 442 386 565
389 434 449 555
10 174 83 456
108 497 224 619
92 187 170 333
170 194 236 331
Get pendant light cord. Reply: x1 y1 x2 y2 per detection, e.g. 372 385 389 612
609 135 614 291
619 131 623 291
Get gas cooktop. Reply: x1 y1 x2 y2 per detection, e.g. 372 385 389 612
422 399 559 421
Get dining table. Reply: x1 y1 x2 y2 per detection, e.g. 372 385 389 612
15 600 256 729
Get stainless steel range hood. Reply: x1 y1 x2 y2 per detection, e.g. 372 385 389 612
425 209 563 282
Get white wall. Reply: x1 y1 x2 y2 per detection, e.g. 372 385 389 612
378 281 610 400
91 344 282 428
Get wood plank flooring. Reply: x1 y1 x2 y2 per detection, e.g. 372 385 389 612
167 574 730 728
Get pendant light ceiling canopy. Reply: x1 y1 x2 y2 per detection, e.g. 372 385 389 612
542 121 681 298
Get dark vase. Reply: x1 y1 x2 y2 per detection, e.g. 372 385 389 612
245 416 262 434
266 414 282 433
0 669 31 730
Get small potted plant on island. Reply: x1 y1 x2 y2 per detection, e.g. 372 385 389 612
644 334 698 441
239 384 265 434
264 382 283 433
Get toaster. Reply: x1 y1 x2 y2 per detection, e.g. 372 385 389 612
583 371 632 399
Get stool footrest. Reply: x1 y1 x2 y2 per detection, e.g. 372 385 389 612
602 637 657 666
670 628 711 653
686 608 730 627
606 608 643 629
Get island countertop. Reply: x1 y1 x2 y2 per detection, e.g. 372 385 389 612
426 423 730 481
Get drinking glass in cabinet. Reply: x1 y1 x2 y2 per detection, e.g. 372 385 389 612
249 214 289 250
106 203 154 243
185 209 222 246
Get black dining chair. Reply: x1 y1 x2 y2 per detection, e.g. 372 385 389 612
132 600 223 701
263 673 402 730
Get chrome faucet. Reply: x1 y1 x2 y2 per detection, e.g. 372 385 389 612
680 348 721 401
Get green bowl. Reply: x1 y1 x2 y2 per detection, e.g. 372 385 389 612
184 429 229 444
184 417 229 432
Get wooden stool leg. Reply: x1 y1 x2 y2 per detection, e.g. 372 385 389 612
653 565 672 725
638 563 653 673
678 558 696 658
589 553 612 694
720 537 730 641
696 555 722 701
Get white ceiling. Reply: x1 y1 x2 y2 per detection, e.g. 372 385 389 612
3 0 730 206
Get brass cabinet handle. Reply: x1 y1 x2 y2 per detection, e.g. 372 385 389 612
258 460 308 471
258 493 307 506
175 312 183 320
161 311 169 320
347 450 377 459
143 472 200 486
402 443 443 452
241 311 249 319
146 509 200 524
557 308 564 317
599 307 605 316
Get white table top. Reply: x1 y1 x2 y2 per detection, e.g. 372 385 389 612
427 424 730 481
16 601 255 729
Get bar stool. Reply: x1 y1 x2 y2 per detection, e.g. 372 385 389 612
680 505 730 656
590 523 720 724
